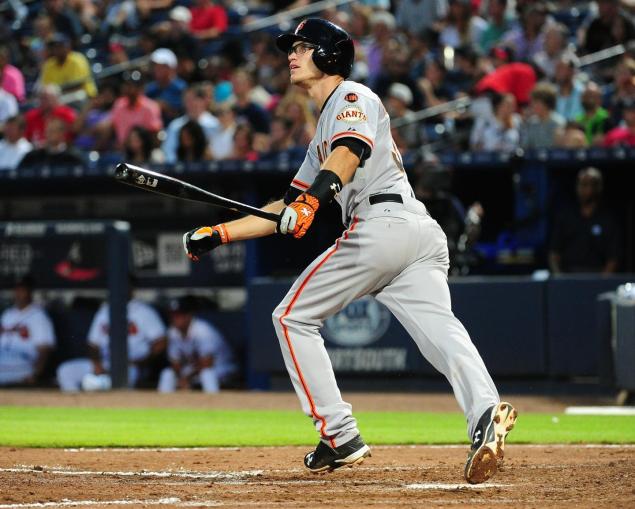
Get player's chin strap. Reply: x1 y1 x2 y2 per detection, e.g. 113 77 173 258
307 169 343 206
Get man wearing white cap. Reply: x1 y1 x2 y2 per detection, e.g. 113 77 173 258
146 48 187 123
170 5 192 25
387 82 419 150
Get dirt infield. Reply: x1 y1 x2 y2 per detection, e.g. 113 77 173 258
2 445 634 508
1 390 634 508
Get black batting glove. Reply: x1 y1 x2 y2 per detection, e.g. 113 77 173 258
183 224 230 261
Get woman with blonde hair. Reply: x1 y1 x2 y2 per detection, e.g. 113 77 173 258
276 90 316 147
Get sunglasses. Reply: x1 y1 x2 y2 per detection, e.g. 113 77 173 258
288 43 317 56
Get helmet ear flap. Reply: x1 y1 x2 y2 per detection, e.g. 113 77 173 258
312 45 340 76
335 39 353 76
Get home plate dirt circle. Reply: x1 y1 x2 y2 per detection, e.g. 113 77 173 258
1 444 633 508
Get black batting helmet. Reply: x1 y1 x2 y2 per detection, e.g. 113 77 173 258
276 18 354 79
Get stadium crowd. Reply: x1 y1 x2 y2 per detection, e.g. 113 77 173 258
0 0 633 172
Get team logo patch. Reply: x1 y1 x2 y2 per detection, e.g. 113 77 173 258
344 93 358 103
295 20 306 33
336 105 367 123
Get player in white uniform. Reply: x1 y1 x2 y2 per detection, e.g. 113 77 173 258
0 276 55 386
158 296 237 393
57 298 166 391
183 19 517 483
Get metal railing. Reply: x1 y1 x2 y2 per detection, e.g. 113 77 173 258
243 0 354 32
391 97 472 128
578 43 627 67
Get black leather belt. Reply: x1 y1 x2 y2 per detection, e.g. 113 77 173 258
369 193 403 205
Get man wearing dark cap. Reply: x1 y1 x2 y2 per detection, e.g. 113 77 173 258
57 285 166 392
40 32 97 97
158 296 236 393
106 70 163 149
0 276 55 386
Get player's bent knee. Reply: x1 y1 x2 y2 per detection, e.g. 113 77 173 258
271 303 286 325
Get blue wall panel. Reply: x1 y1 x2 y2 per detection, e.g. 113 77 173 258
450 278 546 376
546 276 634 376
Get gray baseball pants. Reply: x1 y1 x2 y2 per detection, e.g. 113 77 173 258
272 197 499 448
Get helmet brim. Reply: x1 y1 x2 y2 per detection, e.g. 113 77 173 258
275 33 311 53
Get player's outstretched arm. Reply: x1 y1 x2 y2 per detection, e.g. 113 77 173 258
183 199 286 261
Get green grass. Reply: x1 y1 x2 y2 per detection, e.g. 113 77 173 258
1 406 634 447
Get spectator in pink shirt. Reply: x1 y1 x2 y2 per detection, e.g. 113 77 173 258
0 45 26 102
106 71 163 148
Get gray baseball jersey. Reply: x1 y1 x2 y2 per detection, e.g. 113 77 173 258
274 80 499 449
290 81 414 225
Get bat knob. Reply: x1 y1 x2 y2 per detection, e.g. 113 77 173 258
114 163 130 180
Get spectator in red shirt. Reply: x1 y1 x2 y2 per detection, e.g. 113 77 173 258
24 84 76 146
604 97 635 147
105 71 163 149
189 0 228 40
475 62 537 107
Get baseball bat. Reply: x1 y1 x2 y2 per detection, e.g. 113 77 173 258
114 163 280 223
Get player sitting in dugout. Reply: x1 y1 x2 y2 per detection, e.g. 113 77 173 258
57 285 166 392
0 275 55 387
158 296 237 393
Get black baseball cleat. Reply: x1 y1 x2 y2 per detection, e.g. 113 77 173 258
464 401 518 484
304 435 371 473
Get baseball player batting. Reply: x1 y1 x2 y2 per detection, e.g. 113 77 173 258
183 18 517 483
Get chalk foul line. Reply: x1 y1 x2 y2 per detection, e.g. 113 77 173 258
2 466 262 481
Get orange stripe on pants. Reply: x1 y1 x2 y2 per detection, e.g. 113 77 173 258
278 218 359 449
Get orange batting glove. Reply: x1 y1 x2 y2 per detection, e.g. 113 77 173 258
278 193 320 239
183 224 230 261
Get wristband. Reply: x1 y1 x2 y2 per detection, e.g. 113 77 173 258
306 169 343 206
215 223 230 244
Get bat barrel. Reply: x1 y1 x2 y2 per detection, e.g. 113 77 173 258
113 162 280 223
